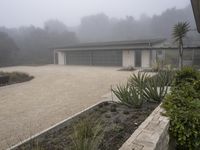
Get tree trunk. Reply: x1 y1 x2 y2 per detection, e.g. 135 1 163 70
180 44 183 69
178 40 183 69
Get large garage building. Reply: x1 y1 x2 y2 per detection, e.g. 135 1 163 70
54 39 200 68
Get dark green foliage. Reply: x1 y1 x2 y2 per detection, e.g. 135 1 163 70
173 67 200 86
162 67 200 150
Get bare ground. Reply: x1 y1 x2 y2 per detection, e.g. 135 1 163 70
0 65 132 149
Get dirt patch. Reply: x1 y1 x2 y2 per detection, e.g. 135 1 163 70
14 101 158 150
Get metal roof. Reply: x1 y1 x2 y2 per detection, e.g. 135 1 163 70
54 38 166 51
191 0 200 33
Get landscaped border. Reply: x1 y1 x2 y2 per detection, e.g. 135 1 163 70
8 100 105 150
8 95 169 150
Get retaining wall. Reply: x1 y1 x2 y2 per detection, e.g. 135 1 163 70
119 104 170 150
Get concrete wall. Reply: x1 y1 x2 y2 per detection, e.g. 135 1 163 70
119 104 170 150
57 52 65 65
141 50 150 68
122 50 135 67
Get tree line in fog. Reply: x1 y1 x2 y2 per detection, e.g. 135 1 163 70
0 5 199 66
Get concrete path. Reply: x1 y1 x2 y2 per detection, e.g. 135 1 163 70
0 65 132 149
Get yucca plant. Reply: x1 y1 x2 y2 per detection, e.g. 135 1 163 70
160 70 175 86
128 72 150 90
71 119 102 150
172 22 190 69
152 69 175 87
112 83 143 108
129 86 144 108
143 74 168 102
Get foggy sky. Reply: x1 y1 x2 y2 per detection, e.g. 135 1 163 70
0 0 190 28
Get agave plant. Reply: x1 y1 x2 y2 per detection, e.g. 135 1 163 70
129 86 144 108
151 69 175 87
112 83 143 108
71 119 103 150
143 74 169 102
128 72 150 90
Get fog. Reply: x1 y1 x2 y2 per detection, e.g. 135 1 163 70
0 0 199 66
0 0 189 28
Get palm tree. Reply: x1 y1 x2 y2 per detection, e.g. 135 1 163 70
172 22 190 69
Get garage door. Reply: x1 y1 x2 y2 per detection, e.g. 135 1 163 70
66 51 91 65
65 50 122 66
92 50 122 66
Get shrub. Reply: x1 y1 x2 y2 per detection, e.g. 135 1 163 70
112 83 143 108
173 67 200 86
162 82 200 150
162 67 200 149
71 119 103 150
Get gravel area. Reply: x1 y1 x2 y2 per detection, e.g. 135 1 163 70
0 65 132 149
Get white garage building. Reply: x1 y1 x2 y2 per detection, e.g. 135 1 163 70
53 39 200 68
54 39 167 68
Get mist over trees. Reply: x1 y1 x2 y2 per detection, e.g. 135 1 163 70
0 32 19 66
0 20 78 65
77 5 197 42
0 5 199 66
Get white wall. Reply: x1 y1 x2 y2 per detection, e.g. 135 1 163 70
57 52 65 65
122 50 135 67
141 50 150 68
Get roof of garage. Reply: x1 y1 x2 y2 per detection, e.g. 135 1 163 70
54 39 166 51
191 0 200 33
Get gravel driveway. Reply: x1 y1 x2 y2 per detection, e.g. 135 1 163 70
0 65 132 149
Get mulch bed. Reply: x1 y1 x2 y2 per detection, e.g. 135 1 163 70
14 101 159 150
0 71 33 86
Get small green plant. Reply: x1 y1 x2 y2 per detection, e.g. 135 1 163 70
123 110 129 115
71 119 103 150
110 104 117 112
112 83 143 108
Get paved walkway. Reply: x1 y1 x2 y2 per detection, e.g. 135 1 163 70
0 65 132 149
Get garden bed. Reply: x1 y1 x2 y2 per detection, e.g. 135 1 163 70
11 101 158 150
0 71 33 86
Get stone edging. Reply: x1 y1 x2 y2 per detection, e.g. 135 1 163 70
119 104 170 150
